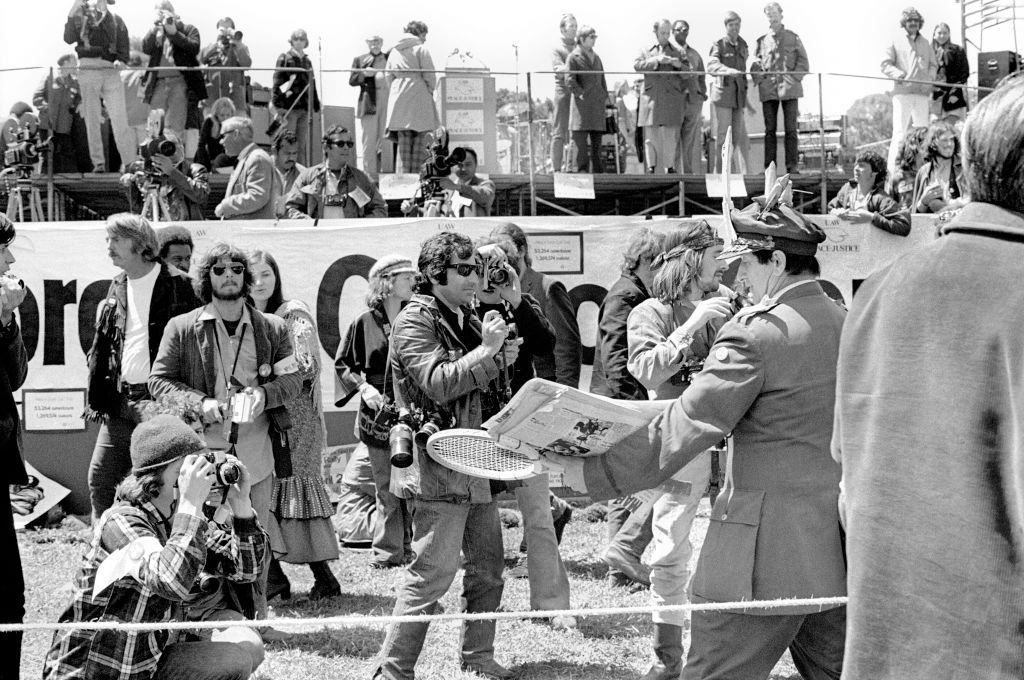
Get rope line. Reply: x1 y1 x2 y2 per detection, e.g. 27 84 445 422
0 596 848 634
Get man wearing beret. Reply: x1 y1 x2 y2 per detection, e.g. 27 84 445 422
44 414 268 680
556 188 848 678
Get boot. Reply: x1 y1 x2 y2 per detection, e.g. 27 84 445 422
265 557 291 602
641 623 684 680
308 561 341 600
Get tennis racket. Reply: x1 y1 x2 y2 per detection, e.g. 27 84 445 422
425 429 564 480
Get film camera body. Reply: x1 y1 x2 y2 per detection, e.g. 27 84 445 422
387 406 451 468
412 127 466 210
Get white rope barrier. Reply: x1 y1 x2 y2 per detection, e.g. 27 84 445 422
0 596 848 634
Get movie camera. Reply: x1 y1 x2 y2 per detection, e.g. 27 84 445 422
3 126 47 176
410 127 466 212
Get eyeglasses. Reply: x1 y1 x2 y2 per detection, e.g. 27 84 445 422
325 139 355 148
446 263 483 277
219 129 239 141
211 263 245 276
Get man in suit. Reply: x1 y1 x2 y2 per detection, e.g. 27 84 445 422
834 76 1024 680
557 190 848 679
215 116 282 220
149 242 302 631
84 213 201 521
350 34 390 181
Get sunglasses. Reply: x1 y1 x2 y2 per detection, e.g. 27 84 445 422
218 129 239 141
212 264 245 276
446 263 483 277
325 139 355 148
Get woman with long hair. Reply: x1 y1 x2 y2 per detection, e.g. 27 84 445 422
889 125 928 209
334 255 417 568
248 250 340 600
828 150 910 235
195 96 237 171
625 222 735 680
912 120 967 213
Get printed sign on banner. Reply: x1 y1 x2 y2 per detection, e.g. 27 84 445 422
531 232 584 275
445 78 484 103
446 109 485 135
22 389 86 432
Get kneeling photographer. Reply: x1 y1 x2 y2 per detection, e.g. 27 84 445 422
121 118 209 221
43 414 268 680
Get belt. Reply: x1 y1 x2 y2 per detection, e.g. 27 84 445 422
119 381 150 399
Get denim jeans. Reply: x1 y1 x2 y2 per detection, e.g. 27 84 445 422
606 495 655 579
152 640 253 680
514 474 570 610
375 499 504 680
88 413 136 522
649 452 710 626
366 442 412 565
762 98 800 172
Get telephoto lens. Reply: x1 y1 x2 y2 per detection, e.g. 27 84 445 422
389 422 414 468
414 420 440 450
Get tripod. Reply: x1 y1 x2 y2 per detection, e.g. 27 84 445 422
140 182 172 223
2 169 45 222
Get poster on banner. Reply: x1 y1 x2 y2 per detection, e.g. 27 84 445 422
23 389 86 431
445 78 484 103
530 232 584 274
446 109 484 136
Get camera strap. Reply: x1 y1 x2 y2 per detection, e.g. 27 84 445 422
212 319 248 397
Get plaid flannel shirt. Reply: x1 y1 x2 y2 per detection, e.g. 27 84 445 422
43 501 267 680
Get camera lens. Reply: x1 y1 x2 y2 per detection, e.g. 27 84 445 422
389 423 414 468
196 572 220 594
488 266 509 287
414 421 440 450
157 139 177 156
215 461 241 486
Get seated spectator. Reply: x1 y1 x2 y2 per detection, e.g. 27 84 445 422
42 414 268 680
332 443 378 549
283 125 386 219
828 150 911 236
888 125 928 209
141 1 204 142
214 116 282 220
272 130 304 195
121 129 210 221
195 97 238 172
912 120 966 213
157 225 193 273
200 17 252 114
32 54 82 173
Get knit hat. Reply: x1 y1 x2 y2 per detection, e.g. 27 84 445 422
130 414 206 474
0 215 14 248
369 254 417 279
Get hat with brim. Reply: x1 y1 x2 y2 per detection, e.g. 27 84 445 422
717 198 825 260
369 254 417 279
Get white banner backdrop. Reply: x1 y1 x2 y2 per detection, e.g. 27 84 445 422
11 214 937 417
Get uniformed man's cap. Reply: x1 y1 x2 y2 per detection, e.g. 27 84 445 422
718 198 826 260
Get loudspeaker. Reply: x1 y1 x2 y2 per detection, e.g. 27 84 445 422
977 51 1021 99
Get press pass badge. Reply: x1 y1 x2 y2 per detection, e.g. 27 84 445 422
258 363 271 378
348 186 371 208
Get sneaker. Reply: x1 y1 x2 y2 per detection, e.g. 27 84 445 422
460 659 517 679
602 544 651 587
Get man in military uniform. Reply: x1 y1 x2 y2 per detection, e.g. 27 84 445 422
556 190 848 679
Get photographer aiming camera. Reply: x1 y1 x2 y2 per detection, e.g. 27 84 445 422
141 2 205 142
43 414 267 680
373 232 516 680
122 126 210 221
200 17 252 114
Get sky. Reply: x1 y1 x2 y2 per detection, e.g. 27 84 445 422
1 1 1020 118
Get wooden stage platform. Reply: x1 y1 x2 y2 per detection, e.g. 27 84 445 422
6 171 850 221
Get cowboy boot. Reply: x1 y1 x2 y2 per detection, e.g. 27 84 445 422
308 560 341 600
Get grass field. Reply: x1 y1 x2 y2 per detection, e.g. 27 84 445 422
18 501 800 679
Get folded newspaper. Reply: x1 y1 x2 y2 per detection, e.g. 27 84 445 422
483 378 666 458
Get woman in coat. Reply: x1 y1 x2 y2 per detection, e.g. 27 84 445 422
634 19 687 174
565 25 608 173
912 121 966 213
828 151 911 236
385 21 440 174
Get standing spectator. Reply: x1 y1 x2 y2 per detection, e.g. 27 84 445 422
882 7 938 173
272 29 320 166
931 22 969 120
350 34 390 181
63 0 135 172
83 213 201 521
215 116 282 220
565 25 608 173
385 21 439 174
834 74 1024 680
911 120 966 213
671 20 707 174
200 17 251 114
373 232 515 680
149 243 303 629
626 223 733 680
195 97 237 172
334 255 417 569
750 2 809 173
634 19 687 175
828 151 911 235
590 226 666 589
33 54 83 173
612 80 640 170
122 52 153 158
283 125 387 219
157 224 193 273
550 14 577 172
141 1 204 142
491 222 582 388
0 216 28 680
249 250 341 601
708 11 752 173
120 129 210 221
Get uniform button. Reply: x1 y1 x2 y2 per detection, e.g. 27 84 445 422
722 514 728 520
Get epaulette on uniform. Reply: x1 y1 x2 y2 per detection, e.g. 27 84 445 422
733 299 782 325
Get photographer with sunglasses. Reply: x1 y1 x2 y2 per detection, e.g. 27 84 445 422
283 124 387 220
